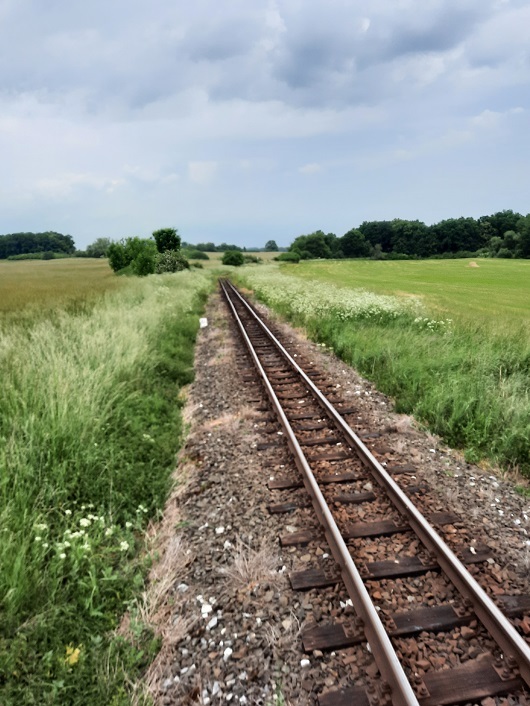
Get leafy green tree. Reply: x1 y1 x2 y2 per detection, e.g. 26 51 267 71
517 215 530 258
218 243 242 252
107 237 157 274
290 231 332 259
340 229 371 258
86 237 112 258
222 250 244 266
358 221 393 252
391 219 433 257
430 217 483 254
131 249 156 276
152 228 181 253
264 239 279 251
480 210 522 240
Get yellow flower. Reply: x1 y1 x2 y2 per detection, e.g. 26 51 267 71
65 644 81 666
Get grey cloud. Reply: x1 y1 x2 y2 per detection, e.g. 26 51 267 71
182 19 260 62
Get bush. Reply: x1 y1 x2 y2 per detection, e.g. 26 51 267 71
155 250 190 273
6 252 71 261
277 251 300 263
131 249 156 276
243 254 261 264
222 250 245 266
184 249 209 260
107 238 157 274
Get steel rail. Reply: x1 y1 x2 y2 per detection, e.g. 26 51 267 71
221 279 420 706
224 278 530 688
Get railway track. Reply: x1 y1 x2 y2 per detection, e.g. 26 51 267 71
221 278 530 706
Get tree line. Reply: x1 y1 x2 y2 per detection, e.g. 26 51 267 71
286 210 530 261
0 232 75 259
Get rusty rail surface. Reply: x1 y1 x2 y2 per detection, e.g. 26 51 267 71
221 278 530 705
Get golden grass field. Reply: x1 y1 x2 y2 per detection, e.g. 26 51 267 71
0 258 124 313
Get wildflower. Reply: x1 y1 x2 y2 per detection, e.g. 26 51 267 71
79 518 91 527
119 541 130 552
65 509 72 516
125 521 133 529
42 543 49 549
59 552 67 559
35 536 42 542
105 527 114 536
35 523 48 532
82 543 90 551
65 645 81 666
63 541 71 548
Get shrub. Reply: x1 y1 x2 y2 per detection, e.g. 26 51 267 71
42 251 54 260
277 251 300 263
131 249 156 276
243 254 261 264
155 250 190 273
222 250 245 266
184 249 209 260
107 238 157 274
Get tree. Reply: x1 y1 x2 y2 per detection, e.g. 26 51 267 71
107 237 157 274
264 239 279 251
222 250 244 266
340 229 371 258
358 221 393 252
431 217 483 254
152 228 181 253
517 215 530 258
290 231 332 259
86 237 112 258
390 219 433 257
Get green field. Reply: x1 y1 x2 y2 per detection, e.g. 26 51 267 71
286 258 530 329
237 260 530 477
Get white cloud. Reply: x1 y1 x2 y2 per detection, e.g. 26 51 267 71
188 161 218 184
298 163 321 175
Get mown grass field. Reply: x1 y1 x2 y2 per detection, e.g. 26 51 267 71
236 260 530 478
0 260 212 705
287 258 530 330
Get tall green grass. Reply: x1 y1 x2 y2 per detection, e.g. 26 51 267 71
0 270 211 705
235 265 530 476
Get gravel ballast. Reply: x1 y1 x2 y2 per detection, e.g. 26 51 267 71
145 288 530 706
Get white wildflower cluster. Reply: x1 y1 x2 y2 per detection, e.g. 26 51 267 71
241 267 422 324
32 505 146 560
413 316 453 333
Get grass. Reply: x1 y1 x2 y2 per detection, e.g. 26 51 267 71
0 264 212 705
188 250 279 268
0 258 123 315
286 258 530 330
234 261 530 476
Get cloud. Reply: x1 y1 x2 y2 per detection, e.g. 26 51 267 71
188 161 218 184
298 163 321 175
0 0 529 247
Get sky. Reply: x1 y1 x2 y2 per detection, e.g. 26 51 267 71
1 0 529 249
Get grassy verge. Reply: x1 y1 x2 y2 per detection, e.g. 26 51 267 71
0 270 212 705
234 265 530 476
